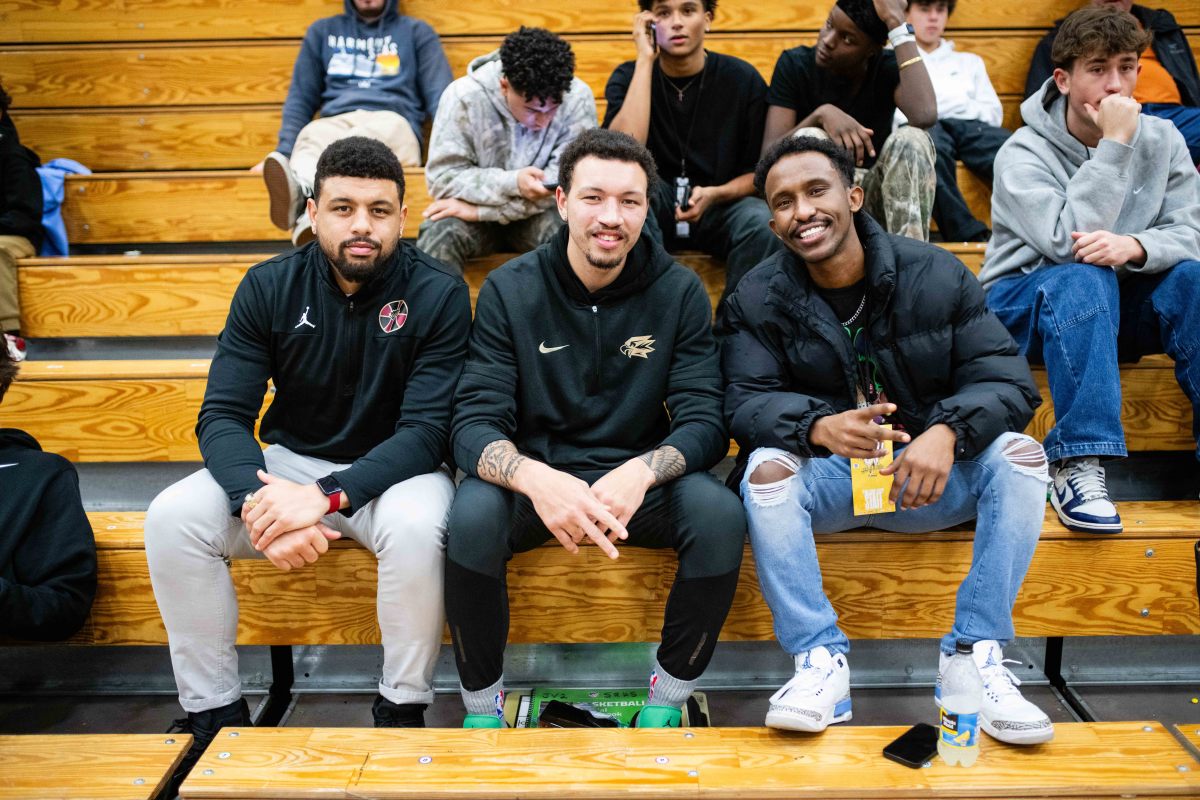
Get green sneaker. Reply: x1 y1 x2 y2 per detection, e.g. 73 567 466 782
463 714 503 728
634 704 682 728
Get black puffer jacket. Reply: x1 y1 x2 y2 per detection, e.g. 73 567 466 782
1024 5 1200 106
719 213 1040 486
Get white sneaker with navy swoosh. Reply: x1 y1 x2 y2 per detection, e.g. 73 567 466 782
765 646 851 732
936 640 1054 745
1051 457 1123 533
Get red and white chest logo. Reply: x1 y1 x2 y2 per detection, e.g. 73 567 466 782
379 300 409 333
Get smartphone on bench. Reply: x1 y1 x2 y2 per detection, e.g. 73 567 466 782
882 722 939 768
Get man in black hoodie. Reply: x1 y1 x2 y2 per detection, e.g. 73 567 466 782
0 341 96 641
445 128 745 729
144 137 470 792
0 82 44 334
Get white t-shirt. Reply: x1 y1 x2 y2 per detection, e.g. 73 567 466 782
894 39 1003 129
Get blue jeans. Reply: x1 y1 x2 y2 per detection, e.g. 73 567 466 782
741 432 1047 658
1143 103 1200 165
987 261 1200 463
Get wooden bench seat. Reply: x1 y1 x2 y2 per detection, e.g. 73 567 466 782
52 167 991 245
10 0 1193 43
10 348 1190 462
74 502 1200 647
0 733 191 800
177 722 1200 799
21 29 1186 170
15 246 985 337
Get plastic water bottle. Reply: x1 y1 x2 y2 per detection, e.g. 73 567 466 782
938 640 982 767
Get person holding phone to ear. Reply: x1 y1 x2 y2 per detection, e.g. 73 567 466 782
605 0 783 320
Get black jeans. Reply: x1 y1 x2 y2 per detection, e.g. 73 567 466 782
444 471 745 691
641 179 784 320
927 118 1011 242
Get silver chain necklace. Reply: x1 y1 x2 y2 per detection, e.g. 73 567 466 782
840 293 867 327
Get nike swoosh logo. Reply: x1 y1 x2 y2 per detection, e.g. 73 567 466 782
0 464 16 469
1132 185 1144 194
539 342 570 354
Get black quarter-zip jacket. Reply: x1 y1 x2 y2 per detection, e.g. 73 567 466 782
453 226 728 477
198 241 471 515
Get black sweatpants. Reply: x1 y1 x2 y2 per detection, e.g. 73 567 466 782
444 470 745 692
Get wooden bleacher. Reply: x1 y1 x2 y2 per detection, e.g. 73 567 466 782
0 733 191 800
3 3 1199 797
173 723 1200 799
75 502 1200 647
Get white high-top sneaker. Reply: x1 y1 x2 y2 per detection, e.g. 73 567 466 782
1051 457 1122 533
765 646 851 733
937 640 1054 745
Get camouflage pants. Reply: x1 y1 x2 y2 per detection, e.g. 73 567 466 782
415 207 562 275
793 125 935 241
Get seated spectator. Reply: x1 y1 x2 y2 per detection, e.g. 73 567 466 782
1026 0 1200 165
445 129 745 729
0 82 43 335
721 136 1054 744
416 27 597 275
898 0 1008 242
762 0 938 241
146 137 470 793
253 0 453 245
604 0 782 310
0 344 97 641
984 6 1200 534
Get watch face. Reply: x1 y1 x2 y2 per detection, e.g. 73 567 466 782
316 476 342 496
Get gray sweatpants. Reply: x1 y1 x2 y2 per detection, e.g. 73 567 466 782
144 445 454 713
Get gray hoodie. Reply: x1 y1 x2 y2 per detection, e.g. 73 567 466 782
980 79 1200 289
424 51 597 224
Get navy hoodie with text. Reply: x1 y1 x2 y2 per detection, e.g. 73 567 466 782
277 0 453 155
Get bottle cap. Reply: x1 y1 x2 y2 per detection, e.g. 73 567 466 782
955 640 974 655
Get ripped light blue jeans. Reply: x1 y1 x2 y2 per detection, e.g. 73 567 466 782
741 431 1048 658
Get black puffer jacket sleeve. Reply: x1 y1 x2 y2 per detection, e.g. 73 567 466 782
925 262 1040 460
721 274 834 460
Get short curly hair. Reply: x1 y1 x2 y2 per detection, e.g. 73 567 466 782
558 128 659 195
500 27 576 105
637 0 718 12
755 135 856 196
836 0 888 46
312 136 405 202
0 341 18 404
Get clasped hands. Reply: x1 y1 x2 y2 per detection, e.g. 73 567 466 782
522 458 657 560
242 469 340 571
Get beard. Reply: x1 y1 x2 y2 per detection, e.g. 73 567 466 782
324 236 394 283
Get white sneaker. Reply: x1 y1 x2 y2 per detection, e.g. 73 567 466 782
937 640 1054 745
765 646 851 732
291 210 315 247
1051 457 1122 533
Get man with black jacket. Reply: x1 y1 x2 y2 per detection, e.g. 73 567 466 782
0 81 44 335
0 344 96 641
1025 0 1200 164
721 136 1054 743
145 137 470 790
445 128 745 729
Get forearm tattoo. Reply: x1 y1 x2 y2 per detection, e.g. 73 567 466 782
479 440 528 489
638 445 687 487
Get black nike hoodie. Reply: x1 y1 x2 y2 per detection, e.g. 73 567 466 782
453 226 728 477
0 429 96 640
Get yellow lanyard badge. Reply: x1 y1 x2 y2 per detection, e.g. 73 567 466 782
851 424 896 516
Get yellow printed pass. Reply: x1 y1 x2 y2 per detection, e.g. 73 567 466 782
851 428 896 516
